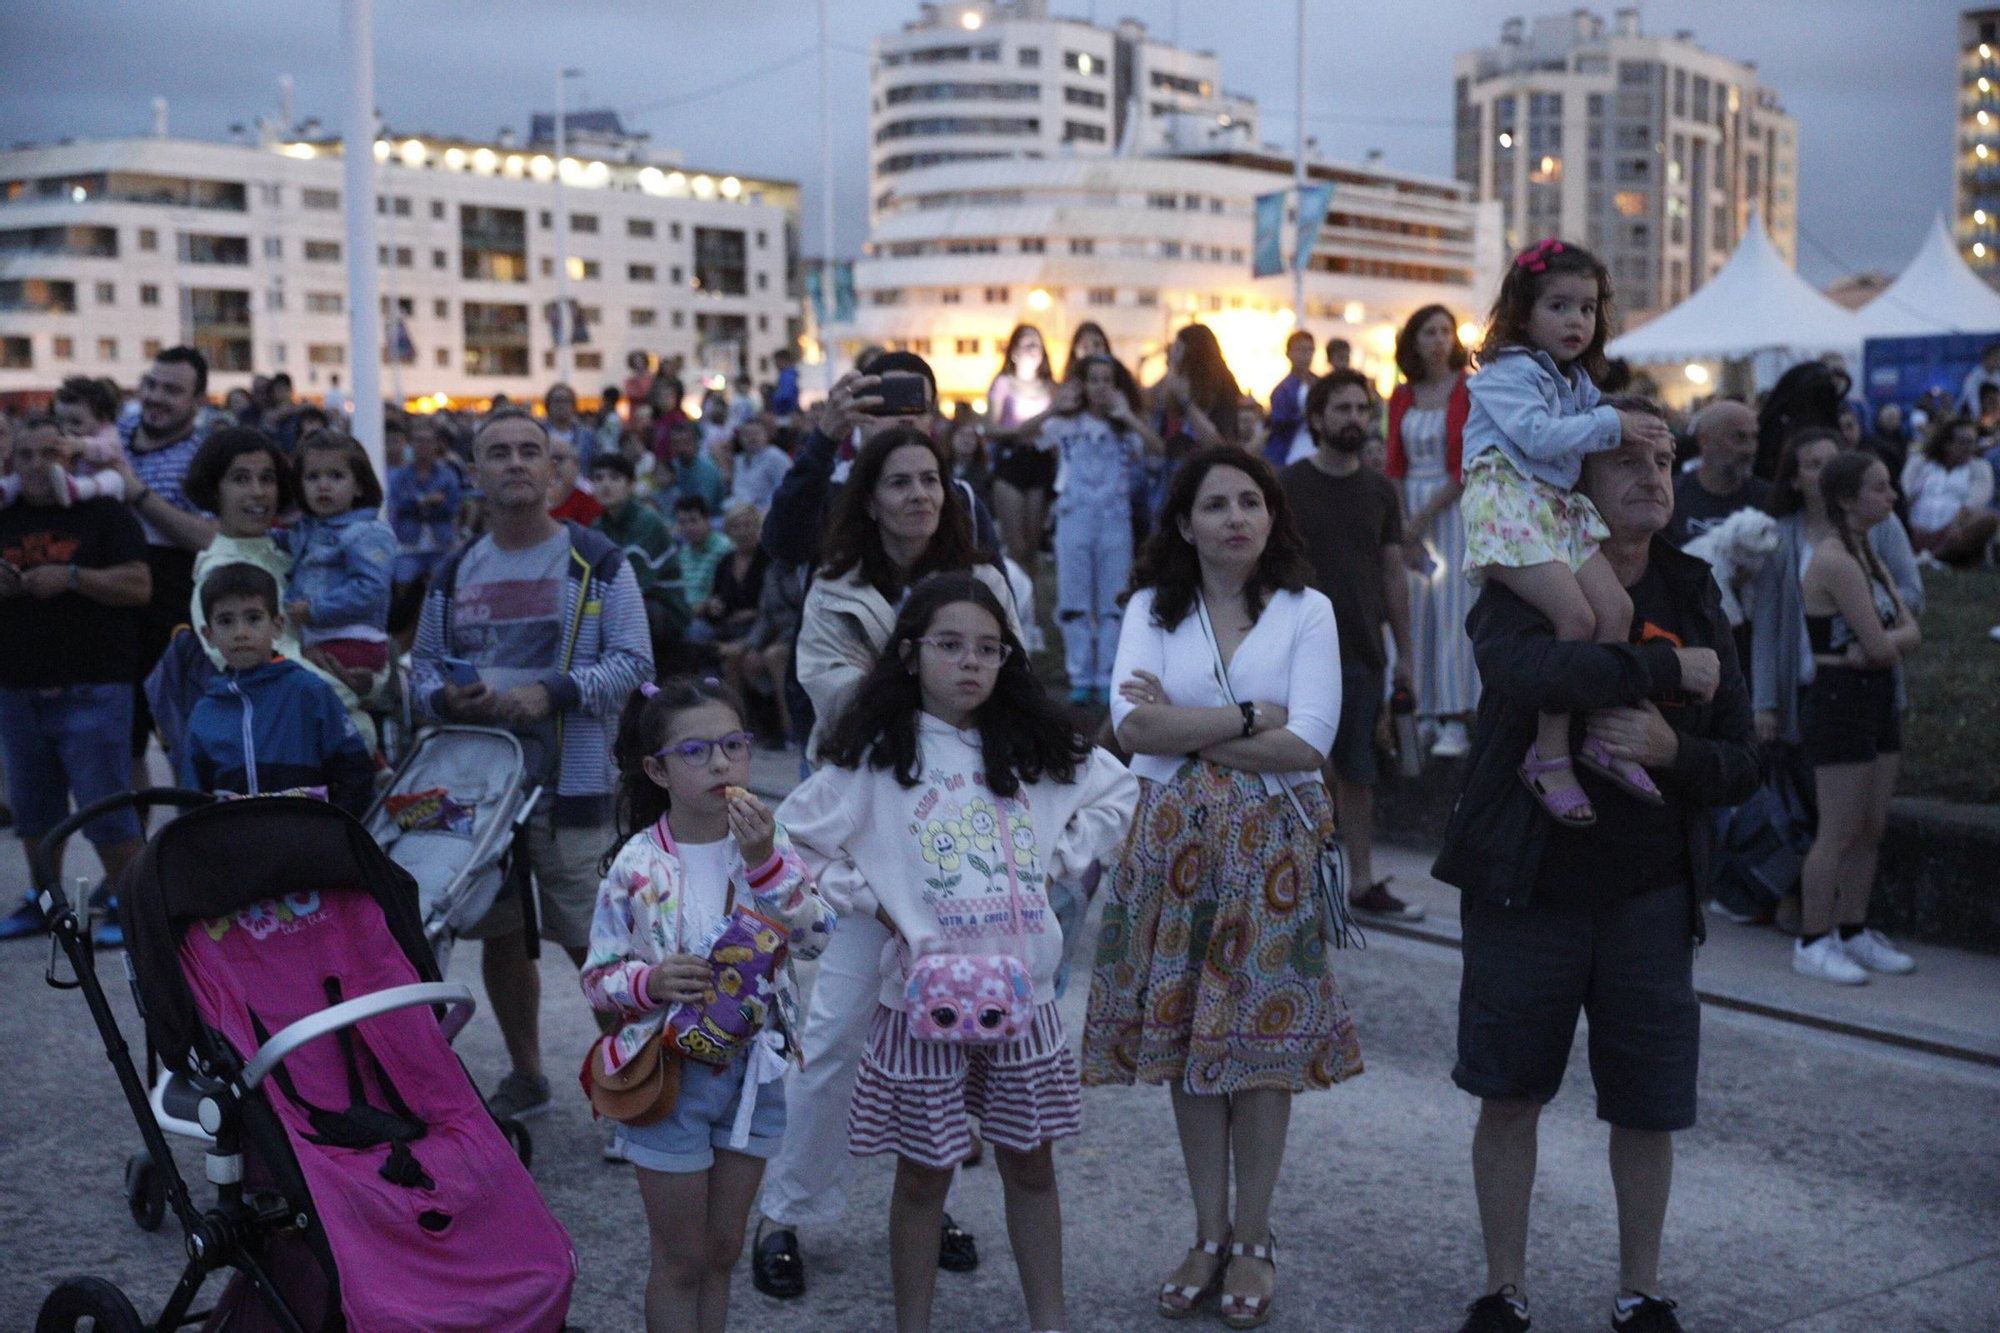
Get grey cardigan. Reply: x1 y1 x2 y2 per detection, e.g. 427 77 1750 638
1748 512 1923 744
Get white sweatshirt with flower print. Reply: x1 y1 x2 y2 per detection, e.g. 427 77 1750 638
580 817 836 1074
779 713 1139 1008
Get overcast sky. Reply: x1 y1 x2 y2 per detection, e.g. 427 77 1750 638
0 1 1962 285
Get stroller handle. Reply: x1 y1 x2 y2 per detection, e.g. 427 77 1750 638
240 982 475 1093
31 788 215 916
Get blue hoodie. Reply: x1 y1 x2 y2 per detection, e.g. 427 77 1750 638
277 507 398 639
178 657 375 814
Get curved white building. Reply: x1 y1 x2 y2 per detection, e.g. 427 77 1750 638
830 151 1503 408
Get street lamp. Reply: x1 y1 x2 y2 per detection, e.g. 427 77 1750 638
554 66 582 382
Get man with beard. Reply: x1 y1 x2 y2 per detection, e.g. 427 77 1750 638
105 346 217 789
1279 369 1424 922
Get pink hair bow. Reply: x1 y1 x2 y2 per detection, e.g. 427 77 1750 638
1515 239 1566 273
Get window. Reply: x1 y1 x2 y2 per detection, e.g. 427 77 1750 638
670 222 682 241
1063 120 1107 144
53 336 74 360
97 337 118 361
570 213 598 233
575 350 602 370
1069 238 1094 255
1064 86 1106 108
267 288 285 312
138 228 158 251
430 200 445 220
433 248 448 269
1063 50 1102 76
463 301 530 376
1020 237 1045 253
177 233 250 265
95 281 115 304
305 239 341 262
870 289 904 306
140 283 159 306
672 311 684 328
539 210 552 229
306 292 344 313
756 272 768 290
1159 240 1183 258
569 258 601 280
629 263 656 282
541 256 554 277
395 246 413 267
756 230 768 249
1018 46 1040 67
692 227 747 295
632 308 657 327
435 347 450 367
670 265 683 284
983 286 1009 303
757 314 769 332
1087 287 1115 307
302 187 339 210
0 337 30 369
956 337 982 355
1134 289 1157 307
145 338 163 358
1147 193 1178 210
940 289 962 304
628 218 655 239
434 298 450 318
308 343 346 366
460 204 527 282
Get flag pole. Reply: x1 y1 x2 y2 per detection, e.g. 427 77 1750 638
340 0 383 476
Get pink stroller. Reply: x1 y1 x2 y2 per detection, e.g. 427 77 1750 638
33 792 575 1333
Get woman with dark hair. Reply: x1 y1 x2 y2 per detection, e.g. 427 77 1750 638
1902 414 1997 566
1751 428 1925 753
1386 303 1478 757
1144 324 1245 523
1791 450 1921 984
1082 447 1361 1328
753 424 1021 1293
985 324 1058 574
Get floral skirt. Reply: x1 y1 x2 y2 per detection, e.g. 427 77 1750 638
1080 761 1363 1095
1459 451 1610 585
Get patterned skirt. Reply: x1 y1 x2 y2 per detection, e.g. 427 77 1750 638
1080 761 1364 1095
849 1001 1082 1170
1459 451 1610 585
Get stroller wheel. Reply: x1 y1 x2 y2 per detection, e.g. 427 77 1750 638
36 1276 144 1333
124 1149 166 1232
499 1117 533 1169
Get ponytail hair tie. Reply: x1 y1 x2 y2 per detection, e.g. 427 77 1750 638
639 682 660 699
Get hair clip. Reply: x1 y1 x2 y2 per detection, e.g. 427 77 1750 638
1515 239 1566 274
639 682 660 698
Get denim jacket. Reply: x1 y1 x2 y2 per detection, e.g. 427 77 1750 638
1462 345 1623 491
387 462 464 556
278 508 398 636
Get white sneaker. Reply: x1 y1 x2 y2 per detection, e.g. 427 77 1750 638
1793 935 1868 985
1838 928 1916 975
1432 720 1471 759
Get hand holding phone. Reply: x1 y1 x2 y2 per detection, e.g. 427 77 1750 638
442 656 482 689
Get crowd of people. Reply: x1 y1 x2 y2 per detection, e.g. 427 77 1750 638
0 227 1983 1333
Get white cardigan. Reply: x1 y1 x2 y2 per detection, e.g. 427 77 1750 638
1109 585 1342 794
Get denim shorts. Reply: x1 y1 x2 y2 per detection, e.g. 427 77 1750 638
0 683 142 851
615 1051 787 1174
1329 664 1385 786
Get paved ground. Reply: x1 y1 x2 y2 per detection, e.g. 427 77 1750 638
6 756 1998 1332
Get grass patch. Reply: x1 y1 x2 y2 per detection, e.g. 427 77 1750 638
1899 564 2000 805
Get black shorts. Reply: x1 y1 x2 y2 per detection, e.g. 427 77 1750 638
1801 664 1901 767
1453 882 1700 1132
992 441 1057 493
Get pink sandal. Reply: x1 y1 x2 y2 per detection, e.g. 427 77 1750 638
1519 746 1596 827
1577 736 1666 806
1157 1236 1228 1319
1219 1234 1277 1329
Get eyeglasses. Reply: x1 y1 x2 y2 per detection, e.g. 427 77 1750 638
653 732 755 767
917 635 1011 667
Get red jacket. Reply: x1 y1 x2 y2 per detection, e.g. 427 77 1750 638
1385 374 1470 484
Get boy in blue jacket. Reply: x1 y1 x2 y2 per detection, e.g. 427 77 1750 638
179 563 375 814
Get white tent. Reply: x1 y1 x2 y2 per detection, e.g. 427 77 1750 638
1853 213 2000 338
1607 214 1861 366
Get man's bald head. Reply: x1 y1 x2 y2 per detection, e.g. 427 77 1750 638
1691 399 1756 492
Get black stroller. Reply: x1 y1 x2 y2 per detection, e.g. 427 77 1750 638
33 791 574 1332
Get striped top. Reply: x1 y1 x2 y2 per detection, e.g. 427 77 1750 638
120 419 210 546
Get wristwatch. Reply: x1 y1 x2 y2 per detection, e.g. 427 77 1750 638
1239 701 1257 737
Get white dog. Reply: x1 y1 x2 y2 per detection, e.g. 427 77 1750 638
1683 507 1781 626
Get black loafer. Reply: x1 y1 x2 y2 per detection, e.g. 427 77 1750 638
938 1213 979 1272
751 1222 805 1299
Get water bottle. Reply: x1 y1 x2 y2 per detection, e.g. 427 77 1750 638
1391 685 1423 778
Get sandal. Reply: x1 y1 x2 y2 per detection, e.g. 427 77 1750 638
1219 1234 1277 1329
1576 735 1666 806
1519 746 1596 827
1157 1235 1229 1320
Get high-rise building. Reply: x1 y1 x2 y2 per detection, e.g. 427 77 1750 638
1452 8 1796 317
870 1 1258 218
0 114 799 404
836 1 1503 405
1958 9 2000 280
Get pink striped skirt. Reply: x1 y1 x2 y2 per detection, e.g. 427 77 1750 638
848 1001 1082 1170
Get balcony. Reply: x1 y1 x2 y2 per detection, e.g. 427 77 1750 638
1 172 246 211
0 278 78 313
0 225 118 258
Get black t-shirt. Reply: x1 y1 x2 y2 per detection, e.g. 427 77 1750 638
0 497 148 688
1666 472 1771 549
1278 459 1404 671
1534 558 1692 908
